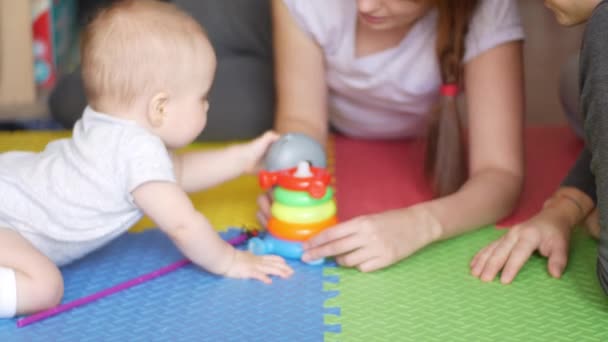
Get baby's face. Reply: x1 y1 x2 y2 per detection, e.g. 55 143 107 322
543 0 600 26
160 42 216 149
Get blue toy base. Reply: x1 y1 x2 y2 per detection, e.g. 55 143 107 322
248 234 325 265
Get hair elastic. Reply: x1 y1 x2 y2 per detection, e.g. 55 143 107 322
440 84 459 97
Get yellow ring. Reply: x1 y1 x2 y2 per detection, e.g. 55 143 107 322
271 200 336 224
268 216 338 241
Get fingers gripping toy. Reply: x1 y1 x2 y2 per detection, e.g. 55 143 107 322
248 133 337 265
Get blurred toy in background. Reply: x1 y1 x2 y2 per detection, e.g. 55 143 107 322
32 0 78 89
248 133 336 265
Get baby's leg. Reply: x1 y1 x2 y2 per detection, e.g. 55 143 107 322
0 228 63 317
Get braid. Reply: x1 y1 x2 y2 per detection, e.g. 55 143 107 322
424 0 480 196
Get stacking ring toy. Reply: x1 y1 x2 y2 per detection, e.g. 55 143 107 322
271 201 336 224
267 216 337 241
273 186 334 207
259 166 331 198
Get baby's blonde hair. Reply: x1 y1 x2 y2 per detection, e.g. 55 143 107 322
81 0 210 111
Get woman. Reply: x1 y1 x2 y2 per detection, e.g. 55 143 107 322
259 0 526 272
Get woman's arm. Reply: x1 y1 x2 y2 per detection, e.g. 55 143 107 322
425 41 525 239
300 41 526 272
271 0 328 144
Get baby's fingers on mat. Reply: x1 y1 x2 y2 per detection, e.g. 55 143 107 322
258 263 293 278
261 255 287 263
251 271 273 284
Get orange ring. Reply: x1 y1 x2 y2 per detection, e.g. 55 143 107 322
267 216 338 241
259 166 331 198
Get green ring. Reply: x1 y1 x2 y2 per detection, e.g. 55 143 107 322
271 201 336 224
273 186 334 207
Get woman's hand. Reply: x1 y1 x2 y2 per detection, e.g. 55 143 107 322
301 206 442 272
470 208 574 284
256 192 273 227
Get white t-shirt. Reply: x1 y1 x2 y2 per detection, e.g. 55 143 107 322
282 0 525 138
0 107 175 244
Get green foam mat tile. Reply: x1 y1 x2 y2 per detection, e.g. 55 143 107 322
324 226 607 341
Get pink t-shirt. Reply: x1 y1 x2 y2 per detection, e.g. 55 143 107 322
282 0 525 138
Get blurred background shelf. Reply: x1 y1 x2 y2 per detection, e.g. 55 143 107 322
0 0 78 122
0 89 49 121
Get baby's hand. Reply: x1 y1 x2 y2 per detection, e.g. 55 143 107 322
223 250 294 284
241 131 279 174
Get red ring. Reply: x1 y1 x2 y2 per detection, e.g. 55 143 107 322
259 166 331 198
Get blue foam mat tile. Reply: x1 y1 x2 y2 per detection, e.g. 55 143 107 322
0 229 335 341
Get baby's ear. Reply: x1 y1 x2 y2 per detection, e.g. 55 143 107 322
148 92 169 127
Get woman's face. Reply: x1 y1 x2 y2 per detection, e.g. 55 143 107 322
356 0 434 31
543 0 600 26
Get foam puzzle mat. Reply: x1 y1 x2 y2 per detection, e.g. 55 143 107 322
324 227 608 341
0 132 338 341
333 126 584 226
331 127 606 341
1 128 606 341
0 229 338 341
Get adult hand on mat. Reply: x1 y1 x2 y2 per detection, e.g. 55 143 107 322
223 249 294 284
301 207 440 272
470 208 574 284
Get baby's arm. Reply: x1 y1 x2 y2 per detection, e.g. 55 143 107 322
132 181 293 283
172 131 277 193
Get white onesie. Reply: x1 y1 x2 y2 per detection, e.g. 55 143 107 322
0 107 176 266
282 0 525 139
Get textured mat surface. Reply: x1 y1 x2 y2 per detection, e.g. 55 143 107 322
1 128 598 341
324 227 608 341
332 126 606 341
334 126 583 226
0 132 339 341
0 229 337 341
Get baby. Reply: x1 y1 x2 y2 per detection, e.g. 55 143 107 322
0 0 292 318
